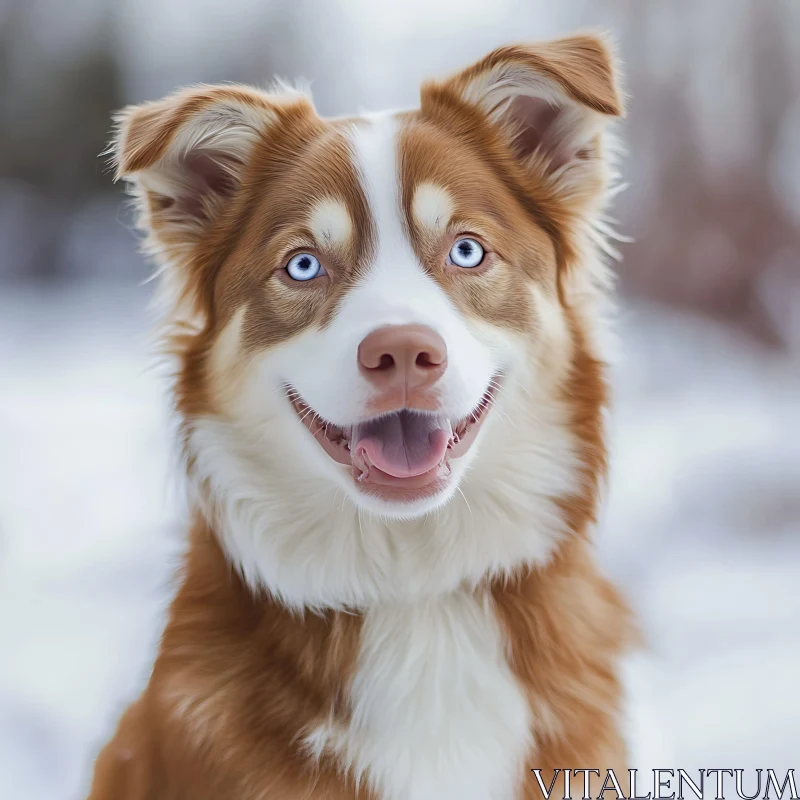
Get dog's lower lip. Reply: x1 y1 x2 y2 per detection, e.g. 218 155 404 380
287 380 500 498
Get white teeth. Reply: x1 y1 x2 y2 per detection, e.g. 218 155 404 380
353 448 371 481
355 457 369 481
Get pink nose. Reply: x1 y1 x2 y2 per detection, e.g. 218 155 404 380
358 325 447 393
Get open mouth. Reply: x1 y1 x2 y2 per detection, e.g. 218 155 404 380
287 381 499 500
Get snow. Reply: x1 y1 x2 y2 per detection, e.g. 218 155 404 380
1 283 798 799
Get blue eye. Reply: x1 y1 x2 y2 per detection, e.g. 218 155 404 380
286 253 325 281
448 237 484 268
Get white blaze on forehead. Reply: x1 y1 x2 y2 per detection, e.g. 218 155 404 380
349 113 402 259
344 114 452 328
412 182 453 231
327 113 495 425
308 197 353 247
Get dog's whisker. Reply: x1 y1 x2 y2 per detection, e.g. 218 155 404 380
456 486 473 518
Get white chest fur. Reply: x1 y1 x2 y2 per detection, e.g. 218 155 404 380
305 591 532 800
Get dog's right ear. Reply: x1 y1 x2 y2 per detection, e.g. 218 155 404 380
110 85 316 313
113 85 281 239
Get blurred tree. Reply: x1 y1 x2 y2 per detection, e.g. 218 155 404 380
617 0 800 345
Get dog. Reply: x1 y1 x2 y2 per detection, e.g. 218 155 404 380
89 33 645 800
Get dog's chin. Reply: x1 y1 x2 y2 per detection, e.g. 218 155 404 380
286 381 498 517
345 466 464 519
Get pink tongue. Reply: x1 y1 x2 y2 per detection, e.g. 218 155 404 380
352 411 451 478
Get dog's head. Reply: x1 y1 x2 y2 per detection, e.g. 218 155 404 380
112 35 623 606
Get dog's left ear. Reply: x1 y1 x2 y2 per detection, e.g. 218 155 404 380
424 33 623 186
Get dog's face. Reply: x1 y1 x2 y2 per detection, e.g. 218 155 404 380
113 36 622 602
201 111 563 517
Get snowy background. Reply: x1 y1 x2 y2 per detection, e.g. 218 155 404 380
1 1 799 798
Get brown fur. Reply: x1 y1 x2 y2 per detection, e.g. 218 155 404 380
90 521 371 799
90 34 634 799
399 116 553 333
